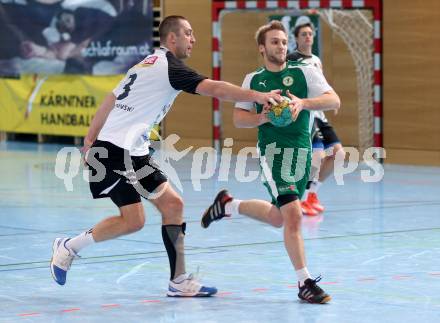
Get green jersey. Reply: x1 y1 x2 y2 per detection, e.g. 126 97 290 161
235 62 333 202
235 62 333 151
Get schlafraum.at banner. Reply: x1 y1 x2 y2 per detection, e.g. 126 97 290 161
0 74 122 136
0 0 153 76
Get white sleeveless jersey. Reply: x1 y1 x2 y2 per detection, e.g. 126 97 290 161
98 47 206 156
287 51 328 123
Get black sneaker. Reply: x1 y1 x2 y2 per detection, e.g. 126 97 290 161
298 276 331 304
201 190 233 228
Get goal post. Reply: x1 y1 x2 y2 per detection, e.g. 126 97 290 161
211 0 383 155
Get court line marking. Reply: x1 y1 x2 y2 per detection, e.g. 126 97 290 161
1 227 439 271
7 274 440 319
1 200 440 238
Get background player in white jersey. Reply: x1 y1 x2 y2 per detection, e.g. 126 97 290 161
287 22 346 216
50 15 282 297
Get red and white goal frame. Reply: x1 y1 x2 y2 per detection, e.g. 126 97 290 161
211 0 383 152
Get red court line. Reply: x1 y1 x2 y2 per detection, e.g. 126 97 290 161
101 304 120 308
392 275 412 280
18 312 40 317
358 277 377 281
252 288 268 292
217 291 233 296
61 308 81 312
17 272 434 317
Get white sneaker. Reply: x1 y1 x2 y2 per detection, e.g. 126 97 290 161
167 273 217 297
50 238 79 285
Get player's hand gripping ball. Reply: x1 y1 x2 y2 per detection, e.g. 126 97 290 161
267 96 292 127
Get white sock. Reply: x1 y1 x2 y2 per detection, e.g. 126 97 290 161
302 189 309 201
66 229 95 253
225 199 242 215
296 267 312 286
172 273 187 283
309 181 322 194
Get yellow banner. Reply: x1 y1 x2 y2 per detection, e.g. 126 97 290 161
0 74 121 136
0 74 159 139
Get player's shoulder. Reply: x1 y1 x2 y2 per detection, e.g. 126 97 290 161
243 67 265 80
130 48 167 70
286 62 323 81
286 61 308 69
310 54 323 65
286 51 303 62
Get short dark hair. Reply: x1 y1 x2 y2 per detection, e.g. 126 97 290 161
294 23 314 38
255 20 286 46
159 15 187 43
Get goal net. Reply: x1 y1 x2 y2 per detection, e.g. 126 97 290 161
317 9 374 154
212 1 381 156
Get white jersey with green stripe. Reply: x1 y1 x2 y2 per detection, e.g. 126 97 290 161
235 61 333 151
286 51 328 123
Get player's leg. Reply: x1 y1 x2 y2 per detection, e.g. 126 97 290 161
148 182 186 281
302 121 324 214
279 148 330 303
141 158 216 297
278 196 330 304
239 199 284 227
50 141 145 285
51 202 145 284
201 153 284 228
307 120 345 213
302 147 324 215
319 142 345 182
278 195 306 271
201 189 283 228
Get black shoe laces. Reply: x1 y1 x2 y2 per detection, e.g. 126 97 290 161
307 275 324 294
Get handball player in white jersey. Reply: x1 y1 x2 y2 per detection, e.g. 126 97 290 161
50 15 282 297
287 21 346 216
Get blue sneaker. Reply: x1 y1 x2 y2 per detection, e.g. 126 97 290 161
50 238 78 285
167 273 217 297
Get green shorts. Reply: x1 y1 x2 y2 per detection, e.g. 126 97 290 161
259 146 311 208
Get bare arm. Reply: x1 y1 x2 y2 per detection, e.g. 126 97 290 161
287 90 340 121
83 93 116 149
302 90 340 111
196 79 281 105
233 108 269 129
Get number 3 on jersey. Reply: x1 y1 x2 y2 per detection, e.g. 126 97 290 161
117 73 137 100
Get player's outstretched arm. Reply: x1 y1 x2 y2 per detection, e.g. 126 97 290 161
287 90 340 112
83 93 116 151
233 107 270 128
196 79 281 105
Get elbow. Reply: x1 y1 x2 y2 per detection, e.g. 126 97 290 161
233 115 248 129
233 115 242 128
333 94 341 111
335 98 341 111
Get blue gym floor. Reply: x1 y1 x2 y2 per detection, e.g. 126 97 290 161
0 141 439 322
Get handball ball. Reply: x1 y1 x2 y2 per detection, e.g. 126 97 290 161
267 96 292 127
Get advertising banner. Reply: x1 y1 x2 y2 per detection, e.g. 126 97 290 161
0 0 153 76
0 74 121 136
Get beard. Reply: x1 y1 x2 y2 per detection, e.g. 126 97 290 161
266 51 286 66
175 45 190 59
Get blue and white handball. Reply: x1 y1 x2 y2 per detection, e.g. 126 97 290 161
267 96 293 127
